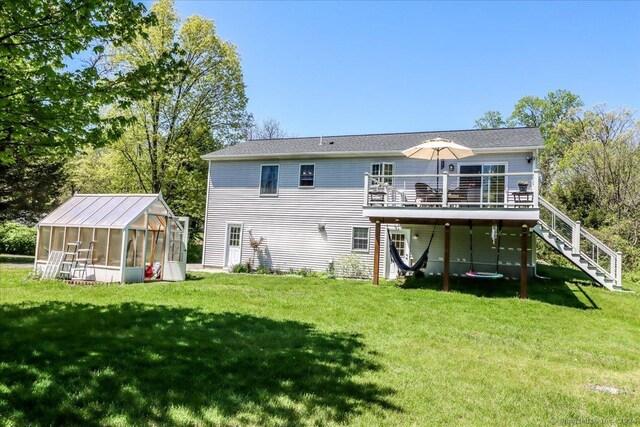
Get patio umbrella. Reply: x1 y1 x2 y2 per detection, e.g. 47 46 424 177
402 138 475 188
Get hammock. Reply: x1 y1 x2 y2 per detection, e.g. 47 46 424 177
387 225 437 276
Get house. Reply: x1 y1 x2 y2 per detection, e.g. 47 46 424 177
34 193 189 283
201 127 622 295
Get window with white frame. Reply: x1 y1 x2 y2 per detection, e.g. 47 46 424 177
260 165 279 195
299 164 315 187
371 162 394 185
351 227 370 252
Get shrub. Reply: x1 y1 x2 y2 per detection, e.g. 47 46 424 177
0 222 37 255
325 261 336 279
334 253 371 279
186 242 203 263
255 265 271 275
231 263 249 274
296 268 312 277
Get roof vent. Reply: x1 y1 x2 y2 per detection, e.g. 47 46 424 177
329 141 334 145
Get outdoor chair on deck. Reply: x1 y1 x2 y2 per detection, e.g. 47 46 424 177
415 182 441 206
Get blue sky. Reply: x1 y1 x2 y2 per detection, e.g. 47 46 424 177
167 1 639 137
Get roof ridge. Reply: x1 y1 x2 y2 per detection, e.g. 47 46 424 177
245 126 539 142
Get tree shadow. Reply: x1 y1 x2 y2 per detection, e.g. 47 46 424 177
0 302 398 425
399 265 599 310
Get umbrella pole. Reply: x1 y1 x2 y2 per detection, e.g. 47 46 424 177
436 151 440 191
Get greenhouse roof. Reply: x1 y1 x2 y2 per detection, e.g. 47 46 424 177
39 194 172 228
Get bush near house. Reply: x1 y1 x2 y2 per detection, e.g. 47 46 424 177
0 222 36 255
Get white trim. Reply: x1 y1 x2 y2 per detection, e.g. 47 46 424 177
457 161 509 208
224 222 244 268
386 227 411 279
351 226 371 253
370 161 396 186
259 164 280 197
202 161 212 266
298 163 316 188
362 206 540 221
202 147 544 161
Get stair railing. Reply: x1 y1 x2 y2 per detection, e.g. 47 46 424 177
538 197 622 288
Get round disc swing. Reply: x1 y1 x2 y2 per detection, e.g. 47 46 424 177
465 221 504 280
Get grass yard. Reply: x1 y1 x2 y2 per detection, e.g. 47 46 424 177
0 265 639 426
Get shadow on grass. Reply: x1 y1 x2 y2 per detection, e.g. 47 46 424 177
0 302 398 425
400 265 599 310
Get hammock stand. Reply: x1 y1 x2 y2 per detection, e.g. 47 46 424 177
465 221 504 280
387 225 437 276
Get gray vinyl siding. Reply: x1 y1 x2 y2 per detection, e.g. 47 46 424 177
203 152 536 277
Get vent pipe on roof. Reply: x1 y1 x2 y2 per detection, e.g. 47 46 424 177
319 135 323 146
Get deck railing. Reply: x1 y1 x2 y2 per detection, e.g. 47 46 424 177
538 197 623 287
364 170 540 209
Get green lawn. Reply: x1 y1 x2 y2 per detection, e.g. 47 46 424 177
0 266 639 426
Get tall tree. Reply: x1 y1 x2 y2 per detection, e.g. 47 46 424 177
475 89 583 185
474 111 508 129
72 0 249 235
0 0 155 163
247 118 289 140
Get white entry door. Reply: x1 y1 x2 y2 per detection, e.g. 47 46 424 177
388 229 411 279
225 223 243 268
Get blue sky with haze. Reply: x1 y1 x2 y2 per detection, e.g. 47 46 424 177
158 1 639 137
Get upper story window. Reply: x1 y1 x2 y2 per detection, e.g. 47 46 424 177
299 164 315 187
260 165 279 195
371 162 394 185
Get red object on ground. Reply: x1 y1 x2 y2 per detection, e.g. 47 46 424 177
145 265 154 278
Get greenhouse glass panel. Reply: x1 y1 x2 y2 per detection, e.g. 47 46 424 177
135 230 145 267
93 228 108 265
37 226 51 261
79 228 93 247
51 227 65 251
64 227 79 247
126 230 136 267
107 229 122 267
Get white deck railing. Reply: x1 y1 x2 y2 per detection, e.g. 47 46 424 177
538 197 622 287
364 170 540 209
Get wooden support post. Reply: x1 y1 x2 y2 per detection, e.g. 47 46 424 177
520 225 528 299
443 222 450 292
373 221 381 285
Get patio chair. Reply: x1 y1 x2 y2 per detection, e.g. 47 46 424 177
415 182 441 206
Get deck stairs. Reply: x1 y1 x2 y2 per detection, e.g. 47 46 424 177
534 197 622 291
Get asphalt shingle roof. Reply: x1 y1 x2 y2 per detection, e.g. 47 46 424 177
202 127 543 160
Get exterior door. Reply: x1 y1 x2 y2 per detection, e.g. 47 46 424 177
481 164 506 206
459 165 482 204
225 223 242 268
163 216 189 281
387 229 410 279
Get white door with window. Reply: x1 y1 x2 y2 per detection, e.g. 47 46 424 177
225 223 243 268
387 229 411 279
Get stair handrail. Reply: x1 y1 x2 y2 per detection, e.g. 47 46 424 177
539 196 622 288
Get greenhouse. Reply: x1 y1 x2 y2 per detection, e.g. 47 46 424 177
34 194 188 283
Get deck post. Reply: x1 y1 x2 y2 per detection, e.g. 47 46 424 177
363 173 370 206
571 221 581 255
442 172 449 207
443 222 450 291
533 169 540 208
373 221 381 285
520 224 528 299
